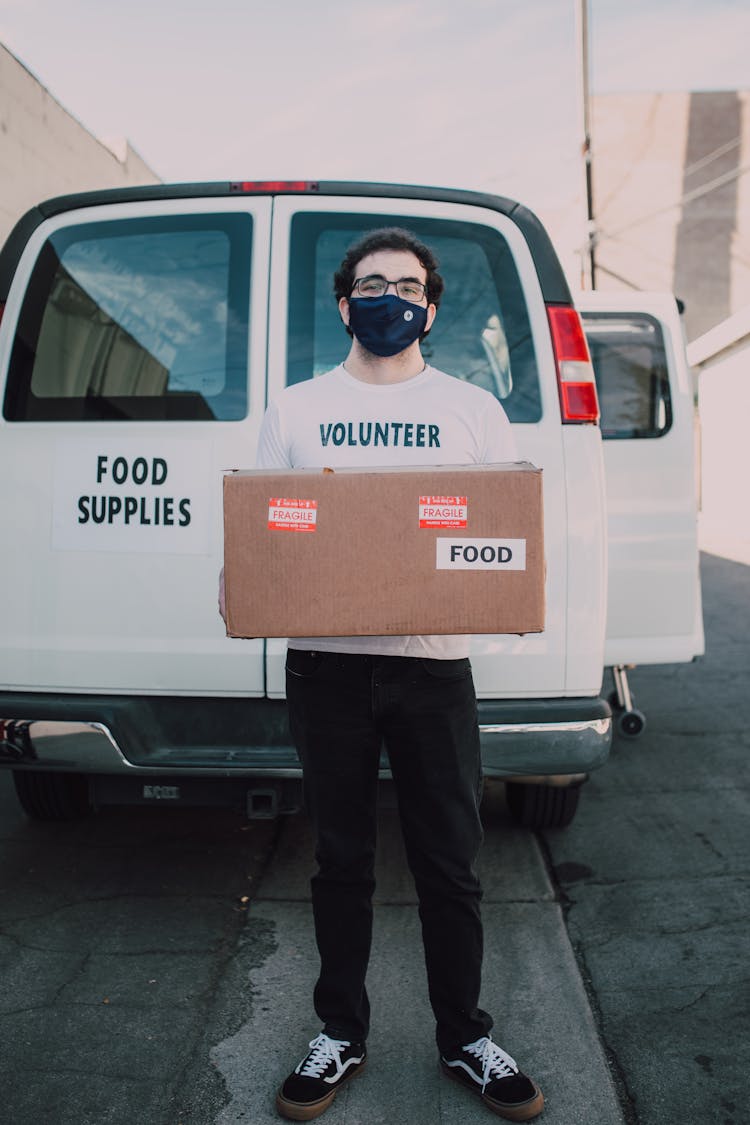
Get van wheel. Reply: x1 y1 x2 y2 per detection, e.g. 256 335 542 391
505 781 581 830
13 771 92 821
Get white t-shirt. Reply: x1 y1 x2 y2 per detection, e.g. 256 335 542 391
257 363 518 657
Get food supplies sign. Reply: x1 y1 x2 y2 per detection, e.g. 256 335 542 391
52 440 211 553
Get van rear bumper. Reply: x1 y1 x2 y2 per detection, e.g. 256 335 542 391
0 694 611 779
477 697 611 776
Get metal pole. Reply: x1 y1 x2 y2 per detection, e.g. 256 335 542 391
579 0 596 288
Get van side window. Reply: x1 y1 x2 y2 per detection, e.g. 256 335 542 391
3 214 252 422
287 214 542 423
582 312 673 439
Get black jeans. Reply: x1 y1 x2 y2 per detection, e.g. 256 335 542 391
285 648 493 1054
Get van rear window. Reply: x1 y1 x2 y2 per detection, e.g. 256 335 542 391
287 214 541 423
582 312 672 439
3 214 252 422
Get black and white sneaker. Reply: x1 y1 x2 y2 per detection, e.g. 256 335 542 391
441 1036 544 1121
276 1032 366 1120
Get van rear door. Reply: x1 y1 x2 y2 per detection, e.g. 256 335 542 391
262 194 603 700
0 197 272 697
578 291 704 665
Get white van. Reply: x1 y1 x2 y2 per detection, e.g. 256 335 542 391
0 181 703 829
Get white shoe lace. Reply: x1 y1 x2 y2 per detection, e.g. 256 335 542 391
297 1033 351 1078
463 1036 518 1091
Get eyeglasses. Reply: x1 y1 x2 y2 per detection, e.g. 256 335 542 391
351 275 427 302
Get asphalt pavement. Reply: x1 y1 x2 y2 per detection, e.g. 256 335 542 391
541 550 749 1125
0 549 746 1124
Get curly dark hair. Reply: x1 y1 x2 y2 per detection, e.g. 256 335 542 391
333 228 444 335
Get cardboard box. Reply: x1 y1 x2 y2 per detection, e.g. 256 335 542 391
223 463 544 638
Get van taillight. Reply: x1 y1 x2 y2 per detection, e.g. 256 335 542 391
0 301 5 325
546 305 600 424
229 180 318 193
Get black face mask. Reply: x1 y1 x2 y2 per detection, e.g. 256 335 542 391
347 294 429 357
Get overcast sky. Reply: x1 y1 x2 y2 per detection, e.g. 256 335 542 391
1 0 748 266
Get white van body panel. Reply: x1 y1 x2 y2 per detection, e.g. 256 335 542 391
263 195 606 701
576 291 704 667
562 426 608 692
0 197 273 696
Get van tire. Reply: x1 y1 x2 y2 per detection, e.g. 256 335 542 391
505 780 581 830
13 771 92 821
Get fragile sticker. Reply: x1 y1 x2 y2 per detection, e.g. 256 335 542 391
436 538 527 570
268 498 318 532
419 495 468 529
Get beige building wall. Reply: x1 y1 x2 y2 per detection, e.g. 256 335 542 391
0 43 160 248
591 91 750 342
687 314 750 564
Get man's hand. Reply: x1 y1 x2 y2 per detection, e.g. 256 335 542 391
218 566 226 623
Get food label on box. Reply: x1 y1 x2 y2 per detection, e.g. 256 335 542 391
436 538 526 570
419 495 467 528
268 498 318 532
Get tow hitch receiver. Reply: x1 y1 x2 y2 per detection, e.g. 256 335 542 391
247 787 280 819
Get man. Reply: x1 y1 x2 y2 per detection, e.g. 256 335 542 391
254 228 544 1122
